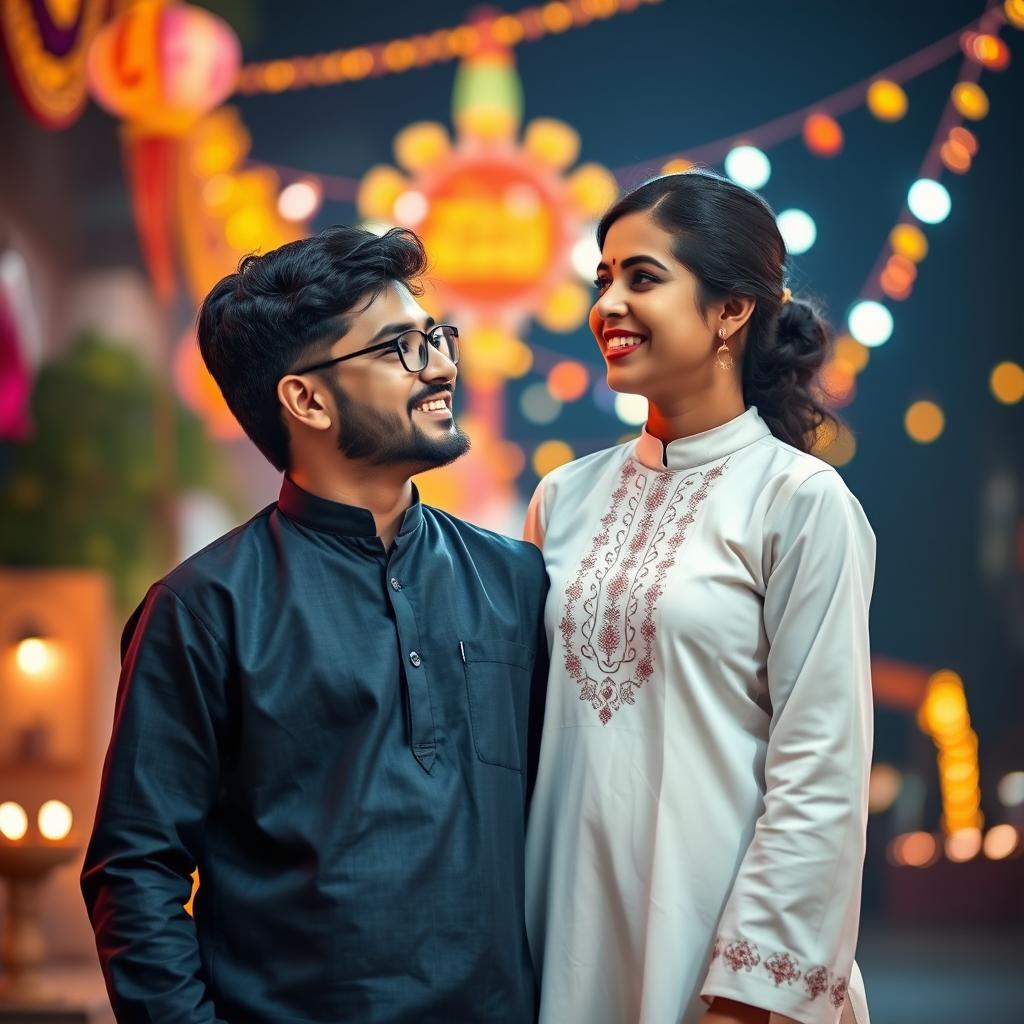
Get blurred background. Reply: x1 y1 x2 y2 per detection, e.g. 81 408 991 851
0 0 1021 1021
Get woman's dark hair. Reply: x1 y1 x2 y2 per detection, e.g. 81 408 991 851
197 225 427 471
596 170 835 452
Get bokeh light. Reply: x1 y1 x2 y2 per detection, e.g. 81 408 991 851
848 301 893 347
614 393 648 426
951 81 990 120
572 233 602 283
889 223 929 263
905 401 945 444
888 831 939 868
0 801 29 841
834 336 870 375
15 637 54 676
997 771 1024 807
990 362 1024 404
803 113 844 157
277 180 322 221
869 763 903 813
946 827 982 863
812 420 857 467
983 824 1020 860
908 179 952 225
724 145 771 190
867 79 908 121
777 209 817 254
547 361 590 402
38 800 73 841
520 382 563 425
532 439 574 477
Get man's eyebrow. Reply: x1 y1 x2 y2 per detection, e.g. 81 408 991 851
365 316 437 344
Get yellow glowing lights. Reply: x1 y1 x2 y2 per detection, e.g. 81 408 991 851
990 362 1024 404
961 32 1011 71
834 336 870 375
538 281 591 333
0 802 29 841
951 81 989 120
1006 0 1024 29
567 164 619 219
905 401 945 444
524 118 581 170
38 800 73 841
394 123 451 173
532 440 574 477
867 80 908 121
812 420 856 467
15 637 54 676
889 224 928 264
919 670 983 835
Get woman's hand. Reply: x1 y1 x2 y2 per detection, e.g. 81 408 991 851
703 996 771 1024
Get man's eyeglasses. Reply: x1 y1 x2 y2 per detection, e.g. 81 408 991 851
293 324 460 376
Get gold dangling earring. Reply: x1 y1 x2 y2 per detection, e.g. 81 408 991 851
715 328 734 370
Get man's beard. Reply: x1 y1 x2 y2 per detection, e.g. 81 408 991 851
327 379 471 470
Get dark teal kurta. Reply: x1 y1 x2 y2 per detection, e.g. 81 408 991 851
82 477 548 1023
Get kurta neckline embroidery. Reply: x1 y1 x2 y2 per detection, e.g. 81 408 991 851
559 457 729 724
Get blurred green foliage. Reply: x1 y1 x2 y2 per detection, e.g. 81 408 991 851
0 332 232 611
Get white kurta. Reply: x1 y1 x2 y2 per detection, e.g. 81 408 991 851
524 407 874 1024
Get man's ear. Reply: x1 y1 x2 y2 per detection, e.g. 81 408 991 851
277 374 334 433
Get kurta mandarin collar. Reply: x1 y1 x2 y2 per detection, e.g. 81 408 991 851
633 405 771 473
278 474 424 539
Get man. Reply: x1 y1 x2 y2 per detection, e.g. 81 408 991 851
82 226 548 1023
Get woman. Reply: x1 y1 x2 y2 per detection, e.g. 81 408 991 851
524 171 873 1024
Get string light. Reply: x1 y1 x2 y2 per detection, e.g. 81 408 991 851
905 401 945 444
777 209 817 254
724 145 771 189
235 0 664 96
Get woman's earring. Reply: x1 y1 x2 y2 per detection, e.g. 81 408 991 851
715 328 734 370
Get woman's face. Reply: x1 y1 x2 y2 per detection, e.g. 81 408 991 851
590 210 718 402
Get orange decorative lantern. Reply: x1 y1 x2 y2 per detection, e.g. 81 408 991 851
86 1 242 303
86 0 240 136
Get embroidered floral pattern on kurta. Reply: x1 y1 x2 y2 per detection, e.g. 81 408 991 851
559 459 728 724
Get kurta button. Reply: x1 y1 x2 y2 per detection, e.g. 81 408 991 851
409 651 421 667
390 577 401 591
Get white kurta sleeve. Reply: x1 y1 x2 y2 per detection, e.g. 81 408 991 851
524 479 547 548
701 468 875 1024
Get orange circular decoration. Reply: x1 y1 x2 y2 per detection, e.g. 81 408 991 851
547 360 590 402
802 113 844 157
87 1 242 135
949 126 978 156
962 31 1011 70
880 271 913 301
940 140 972 174
884 254 917 287
414 154 573 313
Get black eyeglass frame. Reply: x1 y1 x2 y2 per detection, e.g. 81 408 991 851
292 324 460 376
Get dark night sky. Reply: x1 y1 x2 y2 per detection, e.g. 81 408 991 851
3 1 1022 805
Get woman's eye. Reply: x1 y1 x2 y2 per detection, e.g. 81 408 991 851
593 278 610 291
632 271 659 286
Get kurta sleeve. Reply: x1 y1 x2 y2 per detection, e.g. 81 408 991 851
81 582 231 1024
701 469 875 1024
523 479 547 549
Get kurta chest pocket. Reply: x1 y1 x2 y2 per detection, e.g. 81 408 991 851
461 637 534 771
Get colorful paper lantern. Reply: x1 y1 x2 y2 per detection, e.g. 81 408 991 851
87 0 241 136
